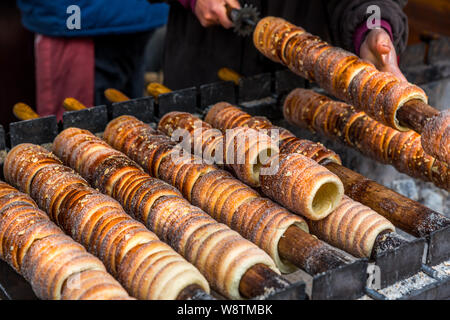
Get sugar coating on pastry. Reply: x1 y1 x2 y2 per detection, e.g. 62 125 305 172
421 110 450 165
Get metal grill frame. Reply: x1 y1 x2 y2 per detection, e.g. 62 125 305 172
0 69 449 300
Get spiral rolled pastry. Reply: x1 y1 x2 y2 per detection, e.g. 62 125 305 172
159 111 225 168
206 102 290 144
159 112 279 187
421 110 450 165
54 128 279 299
279 138 341 165
284 88 449 191
3 144 62 195
253 16 428 131
61 270 135 300
205 103 272 132
158 152 218 201
0 181 132 300
309 196 395 258
105 115 309 274
159 111 214 138
206 102 342 165
107 118 217 202
158 112 225 168
223 127 279 187
191 170 308 273
252 16 306 65
260 153 344 220
4 144 210 300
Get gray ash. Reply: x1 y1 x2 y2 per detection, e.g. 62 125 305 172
378 272 437 300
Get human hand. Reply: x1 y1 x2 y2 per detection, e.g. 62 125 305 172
194 0 241 29
360 28 407 82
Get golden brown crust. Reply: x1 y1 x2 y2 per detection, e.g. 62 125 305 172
159 110 281 188
61 269 132 300
233 197 308 273
260 153 344 220
421 110 450 165
430 160 449 190
0 182 131 300
283 88 448 190
314 49 356 94
6 142 210 300
205 100 341 165
205 102 236 130
105 115 308 276
254 17 427 131
5 144 61 194
55 126 278 299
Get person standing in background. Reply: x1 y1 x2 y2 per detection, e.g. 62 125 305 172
161 0 408 90
17 0 169 120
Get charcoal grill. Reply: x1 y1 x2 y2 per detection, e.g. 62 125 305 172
0 69 449 300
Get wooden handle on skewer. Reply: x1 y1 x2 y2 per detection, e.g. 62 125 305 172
178 269 292 300
104 88 130 103
397 99 440 134
218 67 242 85
63 97 87 111
239 264 290 299
147 83 172 99
323 161 450 238
13 103 39 121
278 226 348 275
177 265 287 300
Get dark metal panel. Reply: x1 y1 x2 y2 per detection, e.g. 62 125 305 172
110 97 154 124
238 73 272 103
9 116 58 147
274 69 306 96
62 105 108 134
0 260 36 300
427 226 450 266
199 81 236 109
239 97 279 121
311 259 368 300
158 87 197 117
374 238 426 288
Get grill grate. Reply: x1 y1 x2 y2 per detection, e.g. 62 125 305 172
0 69 448 300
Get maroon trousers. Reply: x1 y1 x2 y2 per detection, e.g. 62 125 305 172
35 34 94 120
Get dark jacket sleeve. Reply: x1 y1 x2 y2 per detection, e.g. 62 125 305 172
326 0 409 54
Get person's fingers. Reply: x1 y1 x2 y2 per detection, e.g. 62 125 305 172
374 32 407 81
198 16 216 28
374 31 392 55
366 29 388 55
194 0 242 29
360 29 408 82
213 2 234 29
376 40 391 55
360 37 381 66
195 0 220 27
